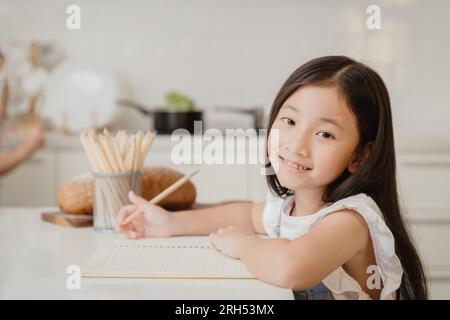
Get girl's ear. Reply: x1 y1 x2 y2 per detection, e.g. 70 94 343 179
348 142 374 174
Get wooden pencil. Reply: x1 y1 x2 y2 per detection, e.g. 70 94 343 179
121 170 200 226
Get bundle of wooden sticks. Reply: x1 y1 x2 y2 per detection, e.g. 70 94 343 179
79 128 156 230
80 128 156 175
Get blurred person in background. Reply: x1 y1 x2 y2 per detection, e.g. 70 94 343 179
0 48 44 176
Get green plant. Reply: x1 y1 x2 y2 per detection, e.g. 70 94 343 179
164 91 196 112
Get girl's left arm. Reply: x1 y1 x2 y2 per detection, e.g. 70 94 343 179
209 209 369 290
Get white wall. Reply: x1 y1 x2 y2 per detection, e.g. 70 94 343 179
1 0 449 147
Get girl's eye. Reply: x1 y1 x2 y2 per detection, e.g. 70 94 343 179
280 117 295 126
317 131 334 139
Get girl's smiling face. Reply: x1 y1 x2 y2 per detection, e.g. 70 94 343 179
268 85 360 190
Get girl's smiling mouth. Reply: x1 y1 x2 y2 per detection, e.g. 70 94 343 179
278 155 312 173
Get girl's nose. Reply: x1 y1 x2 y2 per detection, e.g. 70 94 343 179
285 144 309 158
285 132 310 157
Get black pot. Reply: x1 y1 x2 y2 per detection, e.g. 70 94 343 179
153 110 203 134
117 99 203 134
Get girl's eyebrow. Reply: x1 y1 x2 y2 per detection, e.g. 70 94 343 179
319 117 344 131
283 105 343 130
284 105 299 112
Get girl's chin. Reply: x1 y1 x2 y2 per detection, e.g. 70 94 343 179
276 174 309 189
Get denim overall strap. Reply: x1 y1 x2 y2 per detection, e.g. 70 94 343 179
293 282 335 300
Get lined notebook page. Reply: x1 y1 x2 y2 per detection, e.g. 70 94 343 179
82 236 256 279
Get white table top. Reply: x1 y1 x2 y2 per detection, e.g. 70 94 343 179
0 207 293 300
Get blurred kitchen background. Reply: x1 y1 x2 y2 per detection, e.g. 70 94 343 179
0 0 449 298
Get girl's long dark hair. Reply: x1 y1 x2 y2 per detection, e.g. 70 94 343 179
265 56 428 299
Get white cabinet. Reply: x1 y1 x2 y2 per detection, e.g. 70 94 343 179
396 154 450 299
0 148 92 207
397 155 450 212
55 150 92 190
0 150 57 206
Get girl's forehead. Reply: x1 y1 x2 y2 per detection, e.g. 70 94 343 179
282 86 353 120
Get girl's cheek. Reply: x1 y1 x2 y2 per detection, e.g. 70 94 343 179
267 128 281 158
268 130 283 175
316 148 349 178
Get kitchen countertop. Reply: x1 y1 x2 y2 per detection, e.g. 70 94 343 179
0 207 293 299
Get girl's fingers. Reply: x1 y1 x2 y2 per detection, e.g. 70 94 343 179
128 191 149 210
128 227 144 239
131 218 144 238
128 230 138 239
124 222 140 239
116 204 137 228
119 217 144 239
118 220 135 234
115 205 135 233
115 205 137 232
116 220 129 233
209 233 219 251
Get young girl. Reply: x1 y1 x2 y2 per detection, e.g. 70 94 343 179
116 56 428 300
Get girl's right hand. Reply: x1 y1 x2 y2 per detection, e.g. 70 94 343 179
115 191 173 239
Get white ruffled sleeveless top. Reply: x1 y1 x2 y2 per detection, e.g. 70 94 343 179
262 190 403 300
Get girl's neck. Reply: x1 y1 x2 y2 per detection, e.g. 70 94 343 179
291 188 329 217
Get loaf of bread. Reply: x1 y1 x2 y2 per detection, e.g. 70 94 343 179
57 166 197 215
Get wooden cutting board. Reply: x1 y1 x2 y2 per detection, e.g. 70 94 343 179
41 211 93 228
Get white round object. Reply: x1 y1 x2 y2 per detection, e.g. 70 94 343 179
43 63 119 132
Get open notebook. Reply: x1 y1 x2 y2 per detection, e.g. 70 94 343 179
82 236 256 279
